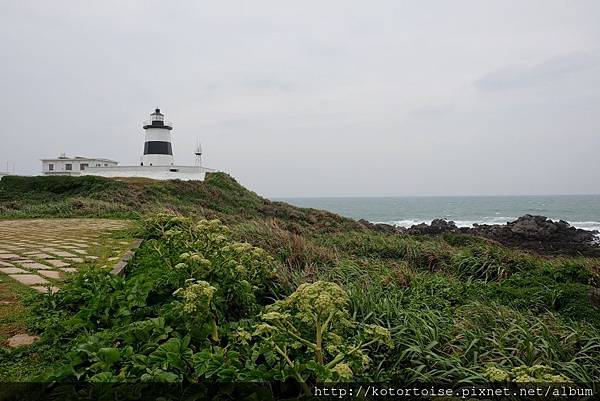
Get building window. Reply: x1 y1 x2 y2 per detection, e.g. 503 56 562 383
48 163 54 171
65 163 72 171
80 163 88 171
104 163 108 166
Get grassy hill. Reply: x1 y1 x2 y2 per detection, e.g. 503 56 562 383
0 173 357 232
1 174 599 393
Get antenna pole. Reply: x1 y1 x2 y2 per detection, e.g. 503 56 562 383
194 138 203 167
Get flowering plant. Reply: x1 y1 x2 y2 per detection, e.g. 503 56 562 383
254 281 392 383
174 220 277 321
485 364 571 383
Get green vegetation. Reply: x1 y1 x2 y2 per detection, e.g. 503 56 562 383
1 174 599 394
0 174 357 233
0 278 36 345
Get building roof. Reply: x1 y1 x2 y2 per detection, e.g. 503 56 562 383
40 156 119 163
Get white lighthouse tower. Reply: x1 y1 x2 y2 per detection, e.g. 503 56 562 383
141 108 174 166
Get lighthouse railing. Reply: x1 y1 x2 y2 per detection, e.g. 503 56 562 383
143 120 173 127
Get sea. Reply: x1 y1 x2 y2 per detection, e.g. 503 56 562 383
275 195 600 233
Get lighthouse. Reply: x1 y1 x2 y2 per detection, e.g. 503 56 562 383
141 108 174 166
61 107 214 180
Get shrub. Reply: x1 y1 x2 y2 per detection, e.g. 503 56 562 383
254 281 392 383
30 215 390 390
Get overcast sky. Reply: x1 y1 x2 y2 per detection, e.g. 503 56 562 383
1 1 599 197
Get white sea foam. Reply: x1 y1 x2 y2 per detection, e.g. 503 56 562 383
375 217 515 228
569 221 600 232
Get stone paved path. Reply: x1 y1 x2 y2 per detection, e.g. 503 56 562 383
0 219 131 293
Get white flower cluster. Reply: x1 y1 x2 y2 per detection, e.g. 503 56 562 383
175 280 216 315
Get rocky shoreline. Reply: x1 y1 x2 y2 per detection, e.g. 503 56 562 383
360 214 600 256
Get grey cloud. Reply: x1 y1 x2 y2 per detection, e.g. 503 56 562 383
241 78 296 92
1 1 599 196
474 52 600 92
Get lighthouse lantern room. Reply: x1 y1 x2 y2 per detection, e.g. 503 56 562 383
142 108 174 166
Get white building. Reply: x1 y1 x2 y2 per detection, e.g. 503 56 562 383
41 155 118 176
82 108 212 181
0 171 9 180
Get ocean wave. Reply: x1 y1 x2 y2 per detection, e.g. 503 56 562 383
569 221 600 232
375 218 600 232
374 217 515 228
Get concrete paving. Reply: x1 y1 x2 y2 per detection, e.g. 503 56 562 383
19 262 52 270
45 259 70 268
7 333 39 348
0 267 28 274
38 270 63 280
30 286 60 294
9 274 50 286
0 219 131 293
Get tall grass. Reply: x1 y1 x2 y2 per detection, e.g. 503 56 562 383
267 242 600 385
450 245 541 281
318 231 454 271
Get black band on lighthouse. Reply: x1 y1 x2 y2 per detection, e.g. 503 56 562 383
143 120 173 130
144 141 173 155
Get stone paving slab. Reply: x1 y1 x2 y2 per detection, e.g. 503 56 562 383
0 254 20 260
40 247 59 252
0 267 28 274
9 274 50 285
63 245 90 249
29 253 54 259
19 262 52 270
51 251 78 257
39 270 63 280
46 260 70 267
31 286 60 294
0 219 131 293
7 334 39 347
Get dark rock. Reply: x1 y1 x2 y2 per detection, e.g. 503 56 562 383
406 219 458 235
358 219 404 234
470 215 599 256
359 214 600 256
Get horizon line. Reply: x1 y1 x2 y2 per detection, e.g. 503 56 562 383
270 193 600 199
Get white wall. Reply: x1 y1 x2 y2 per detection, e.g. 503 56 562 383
42 159 118 175
143 128 172 142
82 165 213 181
